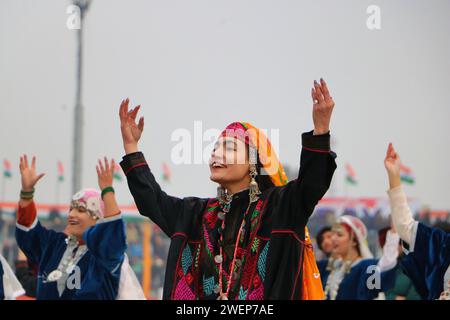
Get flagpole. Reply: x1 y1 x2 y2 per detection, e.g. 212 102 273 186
72 0 91 195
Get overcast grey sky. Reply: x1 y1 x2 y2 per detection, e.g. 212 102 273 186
1 0 449 210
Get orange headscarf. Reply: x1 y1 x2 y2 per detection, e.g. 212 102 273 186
221 122 325 300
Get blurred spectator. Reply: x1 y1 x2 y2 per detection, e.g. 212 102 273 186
126 222 143 280
151 229 169 299
14 250 37 298
316 226 334 259
432 220 450 233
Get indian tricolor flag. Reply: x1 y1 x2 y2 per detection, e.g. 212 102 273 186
400 163 415 184
57 161 64 182
3 159 12 178
162 162 171 182
345 163 357 185
113 162 122 182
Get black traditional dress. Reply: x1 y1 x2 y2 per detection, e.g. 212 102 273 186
120 131 336 299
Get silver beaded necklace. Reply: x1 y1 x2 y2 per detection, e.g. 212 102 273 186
45 235 88 297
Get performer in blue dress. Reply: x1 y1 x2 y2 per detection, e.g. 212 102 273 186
319 215 400 300
0 254 25 300
385 143 450 300
15 155 144 300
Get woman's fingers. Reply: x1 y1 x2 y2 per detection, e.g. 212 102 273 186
31 156 36 170
314 80 325 103
138 117 144 131
36 173 45 182
120 98 129 121
104 156 110 172
98 159 105 173
131 105 141 120
110 159 116 174
387 143 397 159
385 143 401 165
98 157 115 177
119 99 127 119
24 154 29 168
121 99 142 128
391 145 398 160
311 88 317 104
386 143 392 158
320 78 331 100
129 105 141 122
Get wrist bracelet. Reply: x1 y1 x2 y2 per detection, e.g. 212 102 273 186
20 188 35 200
101 186 115 199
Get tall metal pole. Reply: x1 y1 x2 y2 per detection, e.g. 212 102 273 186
72 0 90 195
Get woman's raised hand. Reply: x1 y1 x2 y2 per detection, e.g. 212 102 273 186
19 155 45 192
119 98 144 154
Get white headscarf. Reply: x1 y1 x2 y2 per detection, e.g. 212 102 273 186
0 254 25 300
337 215 373 259
71 189 104 220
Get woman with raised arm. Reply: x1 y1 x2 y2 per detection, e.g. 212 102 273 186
385 143 450 300
15 156 144 299
119 79 337 300
319 215 400 300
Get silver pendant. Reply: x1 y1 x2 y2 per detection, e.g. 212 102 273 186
66 264 75 274
47 270 63 282
213 285 221 294
214 255 223 264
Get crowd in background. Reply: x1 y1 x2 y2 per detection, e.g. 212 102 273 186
1 203 448 299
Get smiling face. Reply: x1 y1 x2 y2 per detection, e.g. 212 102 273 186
64 207 97 239
331 224 359 259
209 136 251 192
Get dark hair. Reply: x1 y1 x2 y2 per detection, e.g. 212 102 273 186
254 152 276 191
255 162 276 191
317 226 333 251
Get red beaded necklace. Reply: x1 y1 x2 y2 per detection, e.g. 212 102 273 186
216 201 252 300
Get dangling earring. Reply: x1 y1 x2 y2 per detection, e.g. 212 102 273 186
249 164 261 203
248 146 261 203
